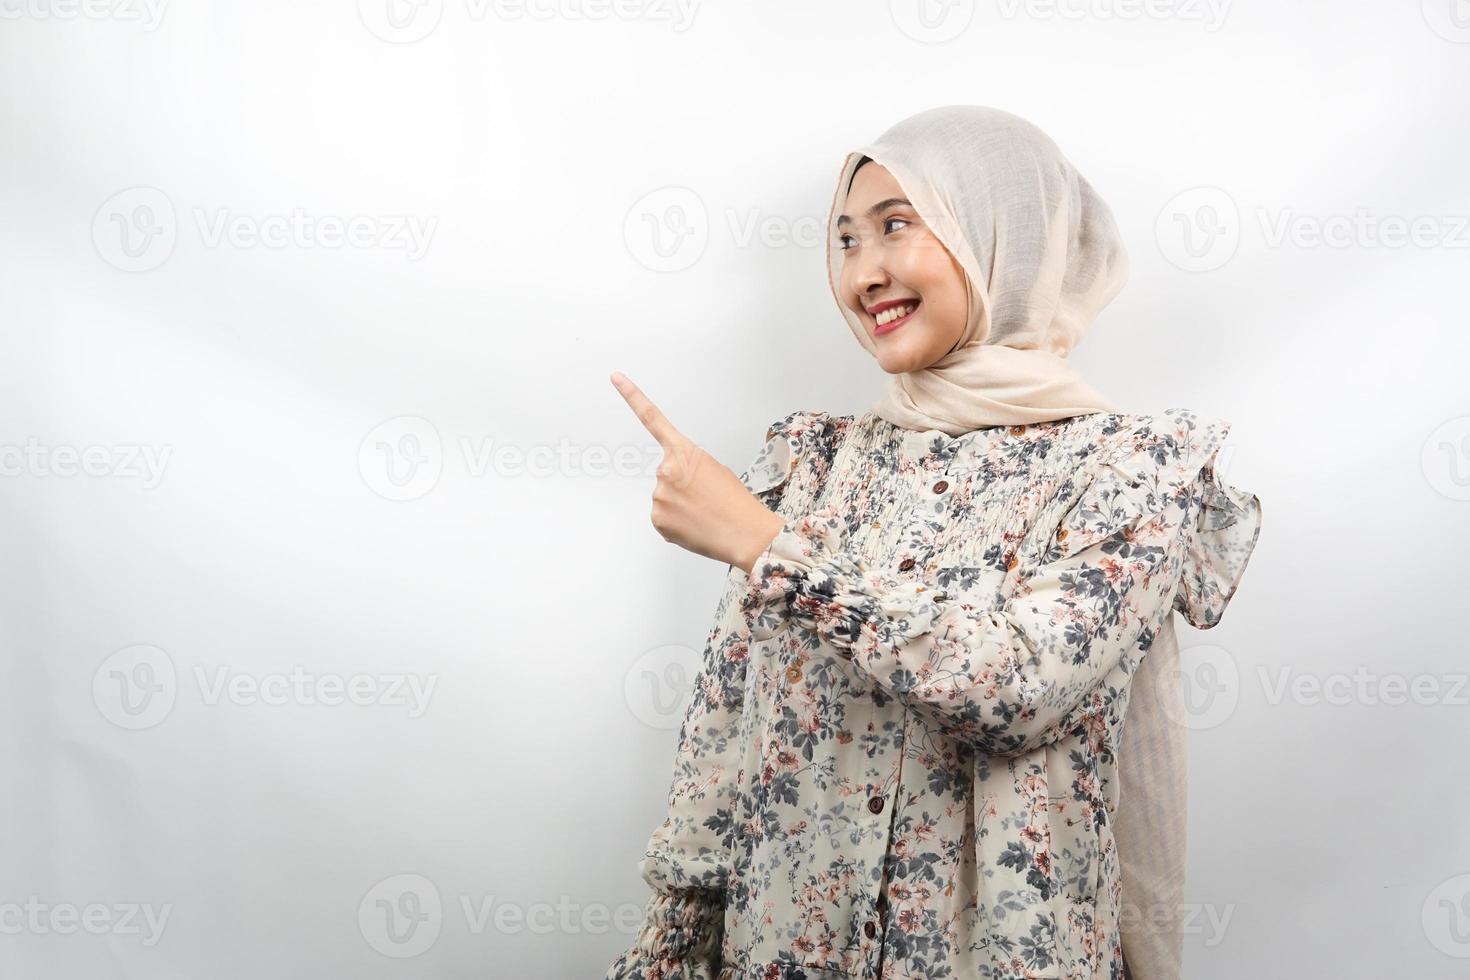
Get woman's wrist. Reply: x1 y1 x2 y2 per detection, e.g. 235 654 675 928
731 509 786 576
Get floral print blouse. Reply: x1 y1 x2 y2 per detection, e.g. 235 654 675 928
606 407 1262 980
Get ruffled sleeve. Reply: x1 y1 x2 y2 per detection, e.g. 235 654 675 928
736 421 793 500
735 409 837 512
1170 439 1262 629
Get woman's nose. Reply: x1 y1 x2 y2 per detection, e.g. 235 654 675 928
852 250 890 296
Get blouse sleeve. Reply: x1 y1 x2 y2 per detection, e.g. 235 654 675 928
738 410 1261 759
735 409 837 511
605 567 747 979
606 413 819 979
1171 446 1263 629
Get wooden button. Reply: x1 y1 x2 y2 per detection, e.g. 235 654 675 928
864 920 877 939
932 479 948 494
785 664 802 684
897 557 915 572
1003 550 1017 570
1008 425 1025 436
867 795 885 813
1056 527 1068 541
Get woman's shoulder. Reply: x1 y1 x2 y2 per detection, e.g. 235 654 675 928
1065 406 1240 472
758 408 859 443
1059 406 1262 629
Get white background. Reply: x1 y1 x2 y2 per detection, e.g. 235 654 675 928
2 1 1469 977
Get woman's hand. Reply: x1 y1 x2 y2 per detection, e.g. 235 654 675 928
611 371 785 574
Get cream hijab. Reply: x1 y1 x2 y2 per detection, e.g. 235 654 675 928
826 105 1130 436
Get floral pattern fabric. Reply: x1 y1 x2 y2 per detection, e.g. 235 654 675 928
607 408 1262 980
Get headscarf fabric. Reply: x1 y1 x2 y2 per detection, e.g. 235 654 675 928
825 105 1130 435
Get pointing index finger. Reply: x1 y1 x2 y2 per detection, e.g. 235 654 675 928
610 371 686 451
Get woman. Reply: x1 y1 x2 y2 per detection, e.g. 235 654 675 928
606 105 1262 979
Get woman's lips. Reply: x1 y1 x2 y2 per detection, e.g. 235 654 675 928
873 301 920 336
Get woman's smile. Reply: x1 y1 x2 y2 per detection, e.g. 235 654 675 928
869 298 922 336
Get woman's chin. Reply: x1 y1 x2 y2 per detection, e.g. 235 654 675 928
875 348 927 375
873 335 939 374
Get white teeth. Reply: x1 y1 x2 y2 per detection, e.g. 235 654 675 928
875 302 917 325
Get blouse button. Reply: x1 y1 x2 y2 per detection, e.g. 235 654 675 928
897 557 915 572
864 920 878 939
932 479 949 494
1056 527 1069 541
1009 424 1025 436
867 794 886 814
1003 550 1018 570
785 664 803 684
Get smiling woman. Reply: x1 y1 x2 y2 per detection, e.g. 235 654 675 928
606 105 1261 980
833 158 972 372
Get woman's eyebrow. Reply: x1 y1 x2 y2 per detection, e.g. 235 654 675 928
836 197 911 227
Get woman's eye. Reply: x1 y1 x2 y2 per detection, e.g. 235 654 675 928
838 218 907 250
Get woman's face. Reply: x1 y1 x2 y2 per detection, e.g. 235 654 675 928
836 161 971 374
